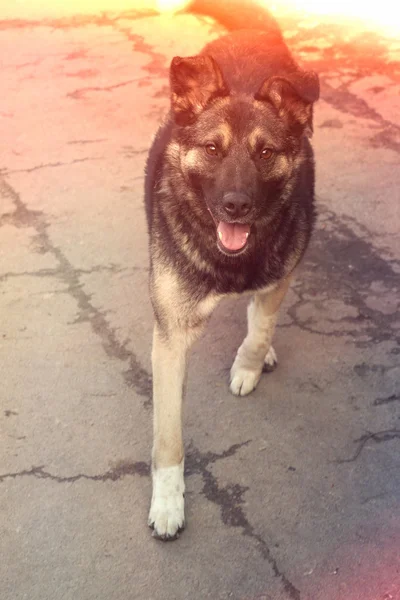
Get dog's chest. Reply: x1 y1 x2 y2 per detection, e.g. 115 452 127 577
212 259 283 296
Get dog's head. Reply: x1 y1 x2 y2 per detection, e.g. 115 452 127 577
169 54 319 256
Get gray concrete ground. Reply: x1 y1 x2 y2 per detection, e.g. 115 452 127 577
1 5 399 600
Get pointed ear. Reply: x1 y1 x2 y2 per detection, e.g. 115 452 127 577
170 55 229 126
255 70 319 136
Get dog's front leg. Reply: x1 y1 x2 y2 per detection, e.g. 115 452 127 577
147 266 218 540
230 277 292 397
148 305 210 540
148 324 189 540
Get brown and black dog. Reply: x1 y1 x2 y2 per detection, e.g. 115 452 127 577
144 0 319 540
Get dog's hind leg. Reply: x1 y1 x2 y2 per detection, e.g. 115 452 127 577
230 277 292 397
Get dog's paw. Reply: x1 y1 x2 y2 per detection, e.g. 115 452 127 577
148 495 185 541
148 464 185 541
230 346 277 396
263 345 278 373
230 365 262 396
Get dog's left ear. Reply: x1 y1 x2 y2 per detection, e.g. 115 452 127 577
255 70 319 136
170 55 229 126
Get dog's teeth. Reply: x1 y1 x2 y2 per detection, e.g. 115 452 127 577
218 231 223 240
245 232 249 239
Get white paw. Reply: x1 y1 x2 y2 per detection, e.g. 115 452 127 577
148 463 185 540
230 346 278 396
230 365 262 396
263 345 278 372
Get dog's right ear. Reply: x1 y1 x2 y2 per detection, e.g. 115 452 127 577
170 55 228 126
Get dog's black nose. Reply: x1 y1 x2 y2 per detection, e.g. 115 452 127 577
222 192 252 219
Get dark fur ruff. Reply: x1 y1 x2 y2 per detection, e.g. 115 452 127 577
145 0 319 317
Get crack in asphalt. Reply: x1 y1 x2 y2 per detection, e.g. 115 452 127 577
374 394 400 406
0 461 149 484
283 204 400 348
321 80 400 154
0 265 146 283
1 157 102 175
67 78 145 100
0 10 157 31
120 146 149 157
335 429 400 463
67 139 107 145
0 175 152 401
113 26 168 79
282 22 400 153
186 442 301 600
354 362 399 380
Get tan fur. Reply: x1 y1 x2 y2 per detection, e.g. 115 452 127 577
285 237 305 274
151 266 220 332
230 277 292 396
272 154 290 179
183 148 202 171
166 141 181 164
171 230 216 274
215 121 233 150
248 126 264 151
152 325 186 469
151 268 221 470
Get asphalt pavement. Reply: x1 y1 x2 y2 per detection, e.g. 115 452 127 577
1 5 399 600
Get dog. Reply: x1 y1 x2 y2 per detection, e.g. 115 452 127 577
144 0 319 540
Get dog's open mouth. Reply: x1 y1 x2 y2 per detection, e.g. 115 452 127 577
217 221 250 254
207 208 251 255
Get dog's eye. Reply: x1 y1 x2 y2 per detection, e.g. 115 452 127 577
205 143 218 157
260 148 273 160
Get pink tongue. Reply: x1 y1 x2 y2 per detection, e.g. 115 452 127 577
217 222 250 251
